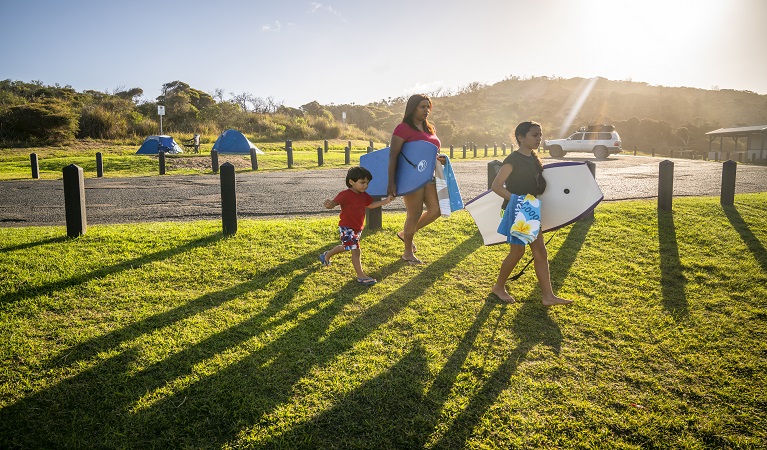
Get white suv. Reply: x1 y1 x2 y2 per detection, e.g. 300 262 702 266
543 125 621 159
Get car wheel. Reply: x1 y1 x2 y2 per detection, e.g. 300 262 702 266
549 146 564 158
593 146 609 159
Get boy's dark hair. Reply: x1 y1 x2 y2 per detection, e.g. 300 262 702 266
346 166 373 187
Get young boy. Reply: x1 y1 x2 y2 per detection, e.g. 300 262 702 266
321 166 394 286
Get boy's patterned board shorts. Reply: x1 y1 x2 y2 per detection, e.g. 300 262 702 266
339 226 362 250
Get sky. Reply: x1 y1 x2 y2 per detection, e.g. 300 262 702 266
1 0 766 108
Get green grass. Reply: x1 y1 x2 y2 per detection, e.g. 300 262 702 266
1 195 766 449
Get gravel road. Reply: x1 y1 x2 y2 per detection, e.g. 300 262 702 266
1 154 766 227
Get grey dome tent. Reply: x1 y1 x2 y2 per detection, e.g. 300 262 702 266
136 135 184 154
212 129 264 154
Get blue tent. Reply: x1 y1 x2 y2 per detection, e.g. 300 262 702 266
136 135 184 154
212 129 264 154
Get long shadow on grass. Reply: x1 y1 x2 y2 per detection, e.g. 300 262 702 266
1 237 481 448
658 210 689 317
723 205 767 273
0 232 222 306
430 300 563 449
0 235 68 253
1 245 339 448
548 217 594 293
126 235 480 447
44 246 325 369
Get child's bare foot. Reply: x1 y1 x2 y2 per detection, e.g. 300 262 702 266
542 295 573 306
491 286 515 303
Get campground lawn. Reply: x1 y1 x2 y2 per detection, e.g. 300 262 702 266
0 194 765 449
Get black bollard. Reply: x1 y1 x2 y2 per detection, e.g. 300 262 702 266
30 153 39 179
487 160 503 189
159 151 166 175
324 139 329 153
473 144 477 158
484 144 488 157
658 160 674 211
585 161 597 219
211 149 219 173
220 162 237 236
345 146 350 165
502 143 507 155
62 164 87 237
494 143 498 157
96 152 103 177
286 139 293 168
366 197 382 230
450 144 454 159
721 160 737 206
317 147 324 166
462 144 467 159
250 148 258 170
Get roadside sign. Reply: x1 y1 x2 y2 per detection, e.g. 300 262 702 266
158 105 165 116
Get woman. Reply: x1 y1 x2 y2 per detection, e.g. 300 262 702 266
387 94 445 265
490 121 572 306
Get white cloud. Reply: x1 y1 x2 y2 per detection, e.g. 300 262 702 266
308 2 346 22
261 20 282 32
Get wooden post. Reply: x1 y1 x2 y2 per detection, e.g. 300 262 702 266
211 149 219 173
159 151 166 175
286 139 293 168
487 160 503 189
324 139 329 153
250 148 258 170
634 145 637 156
484 144 488 157
366 197 382 230
220 162 237 236
658 160 674 211
494 143 498 156
721 160 736 206
502 143 507 155
473 144 477 158
62 164 87 237
450 144 454 159
30 153 39 179
345 147 350 165
96 152 104 177
317 147 324 166
652 147 656 157
462 144 467 159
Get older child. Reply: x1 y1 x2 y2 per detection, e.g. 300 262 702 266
490 121 573 306
321 166 394 286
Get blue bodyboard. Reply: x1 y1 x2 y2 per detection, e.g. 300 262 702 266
360 140 439 197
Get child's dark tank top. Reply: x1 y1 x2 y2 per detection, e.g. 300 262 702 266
501 151 541 209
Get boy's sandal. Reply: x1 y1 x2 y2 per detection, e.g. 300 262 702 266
396 232 417 253
319 252 330 266
356 277 377 286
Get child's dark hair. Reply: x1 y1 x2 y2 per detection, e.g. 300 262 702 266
346 166 373 187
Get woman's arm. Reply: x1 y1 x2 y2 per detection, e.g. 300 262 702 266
387 135 406 197
490 163 513 202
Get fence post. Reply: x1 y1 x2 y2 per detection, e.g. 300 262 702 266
462 144 467 159
345 146 350 165
487 160 503 189
721 160 736 206
366 198 382 230
159 151 166 175
286 139 293 168
658 160 674 211
30 153 39 179
211 149 219 173
96 152 104 177
585 161 596 219
324 139 329 153
450 144 454 159
250 148 258 170
220 162 237 236
317 147 324 166
62 164 87 237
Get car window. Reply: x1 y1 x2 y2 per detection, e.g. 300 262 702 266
598 133 612 140
569 133 584 140
584 133 599 140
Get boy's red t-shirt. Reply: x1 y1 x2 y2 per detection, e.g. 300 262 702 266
333 189 373 231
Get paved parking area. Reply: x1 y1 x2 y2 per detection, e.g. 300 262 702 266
1 155 766 227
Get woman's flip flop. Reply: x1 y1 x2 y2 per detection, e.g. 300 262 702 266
356 277 377 286
397 232 417 253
